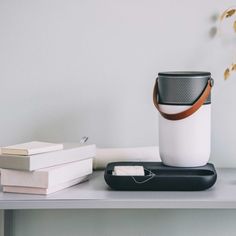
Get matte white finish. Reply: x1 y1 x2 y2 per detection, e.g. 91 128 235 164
159 104 211 167
0 169 236 209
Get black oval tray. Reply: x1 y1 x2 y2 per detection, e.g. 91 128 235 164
104 162 217 191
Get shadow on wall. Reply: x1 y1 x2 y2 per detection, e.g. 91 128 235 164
209 13 219 38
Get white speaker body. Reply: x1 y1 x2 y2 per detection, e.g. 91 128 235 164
159 104 211 167
155 71 213 168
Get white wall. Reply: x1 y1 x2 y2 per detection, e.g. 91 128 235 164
1 0 236 235
1 0 236 166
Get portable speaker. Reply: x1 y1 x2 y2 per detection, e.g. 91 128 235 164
153 71 214 167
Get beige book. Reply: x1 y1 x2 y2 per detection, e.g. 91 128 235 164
1 158 93 188
1 141 63 156
0 143 96 171
3 175 90 195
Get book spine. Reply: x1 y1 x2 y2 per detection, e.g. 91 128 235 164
3 175 89 195
0 156 29 170
1 158 93 188
30 145 96 170
1 169 48 188
0 144 96 171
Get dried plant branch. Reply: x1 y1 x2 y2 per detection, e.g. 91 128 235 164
224 68 230 80
234 20 236 32
220 8 236 21
220 7 236 80
231 64 236 71
226 9 236 18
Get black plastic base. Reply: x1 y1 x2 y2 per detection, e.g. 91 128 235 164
104 162 217 191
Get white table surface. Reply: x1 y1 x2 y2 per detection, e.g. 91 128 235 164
0 169 236 209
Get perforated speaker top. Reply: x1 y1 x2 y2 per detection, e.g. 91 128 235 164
157 71 212 105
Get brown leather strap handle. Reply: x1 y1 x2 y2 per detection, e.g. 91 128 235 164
153 78 213 121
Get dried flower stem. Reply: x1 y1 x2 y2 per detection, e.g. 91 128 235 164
220 7 236 80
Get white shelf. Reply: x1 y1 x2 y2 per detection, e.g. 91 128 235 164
0 169 236 209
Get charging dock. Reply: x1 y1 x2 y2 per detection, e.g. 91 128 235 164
104 162 217 191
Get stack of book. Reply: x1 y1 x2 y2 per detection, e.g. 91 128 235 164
0 141 96 195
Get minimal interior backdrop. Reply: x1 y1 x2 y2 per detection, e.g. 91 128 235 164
1 0 236 167
1 1 236 236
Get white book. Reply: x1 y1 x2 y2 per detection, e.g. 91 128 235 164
1 158 93 188
3 175 90 195
1 141 63 156
0 143 96 171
